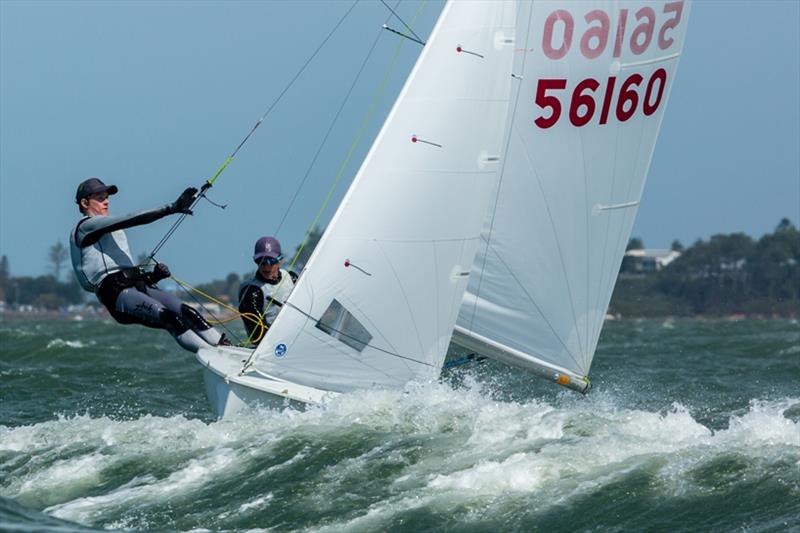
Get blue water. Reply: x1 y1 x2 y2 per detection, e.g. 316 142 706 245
1 317 799 532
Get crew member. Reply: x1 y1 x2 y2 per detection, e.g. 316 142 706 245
238 236 297 342
70 177 225 352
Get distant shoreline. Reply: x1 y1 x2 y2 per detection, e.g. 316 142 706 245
0 308 111 322
1 309 795 323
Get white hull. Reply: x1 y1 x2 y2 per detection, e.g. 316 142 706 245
196 347 335 418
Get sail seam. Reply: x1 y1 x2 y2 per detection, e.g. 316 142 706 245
564 24 590 365
596 108 650 349
358 237 481 243
613 108 656 335
516 126 587 372
410 97 513 103
376 240 426 364
340 289 401 355
466 1 534 333
450 238 469 345
578 94 591 365
385 169 497 175
432 240 441 357
479 235 584 371
592 113 624 354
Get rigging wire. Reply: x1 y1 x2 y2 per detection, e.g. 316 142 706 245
273 4 396 236
146 0 360 262
381 26 425 47
243 0 409 351
379 0 424 43
239 0 429 373
133 0 429 367
137 1 361 344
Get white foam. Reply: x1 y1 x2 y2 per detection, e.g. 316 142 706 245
46 447 241 523
779 344 800 355
0 327 37 338
45 339 94 349
239 494 273 512
3 385 799 530
0 452 113 511
715 398 800 448
314 390 799 529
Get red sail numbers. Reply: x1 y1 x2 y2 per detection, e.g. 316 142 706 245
533 1 684 129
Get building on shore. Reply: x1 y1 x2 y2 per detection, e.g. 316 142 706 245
622 249 682 274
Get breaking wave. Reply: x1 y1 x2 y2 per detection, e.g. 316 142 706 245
2 380 798 532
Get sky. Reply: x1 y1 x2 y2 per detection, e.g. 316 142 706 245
1 0 798 284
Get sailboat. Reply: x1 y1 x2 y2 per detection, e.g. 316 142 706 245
197 0 692 418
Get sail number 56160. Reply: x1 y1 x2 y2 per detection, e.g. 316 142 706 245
542 1 684 59
534 68 667 129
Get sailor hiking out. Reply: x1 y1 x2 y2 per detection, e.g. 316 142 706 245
238 236 297 342
70 177 226 352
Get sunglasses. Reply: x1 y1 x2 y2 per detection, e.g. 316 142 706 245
257 255 282 266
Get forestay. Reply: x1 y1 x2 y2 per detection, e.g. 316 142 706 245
456 0 692 390
249 1 516 392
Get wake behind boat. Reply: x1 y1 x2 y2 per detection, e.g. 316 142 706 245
197 0 691 418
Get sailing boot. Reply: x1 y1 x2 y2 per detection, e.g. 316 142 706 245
160 308 214 353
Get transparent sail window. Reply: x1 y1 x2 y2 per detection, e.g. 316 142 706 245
315 299 373 352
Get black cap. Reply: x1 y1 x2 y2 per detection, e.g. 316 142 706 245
75 177 118 204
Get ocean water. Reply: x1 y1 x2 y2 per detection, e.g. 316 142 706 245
1 317 799 532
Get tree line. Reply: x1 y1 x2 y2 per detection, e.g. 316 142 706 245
610 218 799 317
1 221 797 317
0 243 83 309
0 227 326 311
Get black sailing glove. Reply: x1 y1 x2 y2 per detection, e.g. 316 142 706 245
152 262 171 282
171 187 198 215
146 262 171 286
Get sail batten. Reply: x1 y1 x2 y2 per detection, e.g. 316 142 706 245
620 52 681 69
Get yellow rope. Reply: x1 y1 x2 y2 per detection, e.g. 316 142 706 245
170 275 268 344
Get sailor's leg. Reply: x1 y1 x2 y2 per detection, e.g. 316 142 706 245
114 287 166 327
158 309 214 353
147 287 223 346
115 288 212 352
180 304 223 345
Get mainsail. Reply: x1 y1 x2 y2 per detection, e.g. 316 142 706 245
248 1 517 392
455 0 692 391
